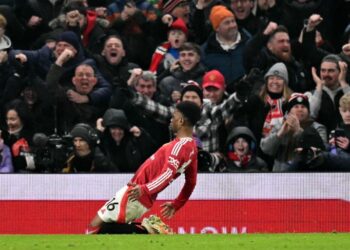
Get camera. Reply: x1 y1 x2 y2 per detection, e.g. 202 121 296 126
197 150 225 172
32 133 73 172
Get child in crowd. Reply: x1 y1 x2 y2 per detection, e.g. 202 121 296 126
225 126 268 172
149 18 188 74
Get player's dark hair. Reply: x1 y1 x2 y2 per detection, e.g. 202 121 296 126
176 101 201 126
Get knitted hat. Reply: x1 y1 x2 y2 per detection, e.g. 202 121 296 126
102 108 130 130
287 93 309 112
170 18 188 36
58 31 80 52
176 101 202 126
202 70 225 90
180 83 203 104
264 62 289 85
297 127 325 150
71 123 99 146
209 5 234 30
161 0 188 14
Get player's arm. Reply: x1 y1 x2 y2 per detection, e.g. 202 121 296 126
140 140 191 196
170 154 197 211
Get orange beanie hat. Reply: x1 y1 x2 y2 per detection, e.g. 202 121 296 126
209 5 234 30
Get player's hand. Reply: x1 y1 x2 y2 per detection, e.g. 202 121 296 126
127 183 142 202
160 202 175 219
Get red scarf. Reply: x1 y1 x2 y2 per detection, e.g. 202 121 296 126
82 10 97 47
149 42 171 73
262 95 284 137
227 152 252 168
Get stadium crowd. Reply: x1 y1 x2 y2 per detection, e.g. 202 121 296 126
0 0 349 173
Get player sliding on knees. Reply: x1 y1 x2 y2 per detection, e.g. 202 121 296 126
86 101 202 234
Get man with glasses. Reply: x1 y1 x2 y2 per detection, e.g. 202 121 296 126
46 62 107 134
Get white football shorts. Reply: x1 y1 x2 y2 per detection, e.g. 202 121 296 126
97 185 148 223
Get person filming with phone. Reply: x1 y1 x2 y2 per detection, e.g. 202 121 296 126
329 93 350 153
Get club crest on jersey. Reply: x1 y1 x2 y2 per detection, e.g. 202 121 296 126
168 156 180 169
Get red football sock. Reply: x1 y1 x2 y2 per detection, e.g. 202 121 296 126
85 224 101 234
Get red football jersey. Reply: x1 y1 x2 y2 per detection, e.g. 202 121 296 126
130 137 198 210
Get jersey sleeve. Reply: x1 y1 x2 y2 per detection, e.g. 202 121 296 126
140 139 195 197
171 153 197 211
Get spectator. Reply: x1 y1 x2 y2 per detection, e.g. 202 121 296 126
106 0 156 22
1 65 54 135
301 14 350 83
157 42 206 104
108 2 155 68
126 81 229 172
0 14 12 103
224 126 268 172
2 99 35 173
62 1 106 54
160 0 191 24
260 93 327 171
244 23 309 92
10 31 112 107
62 123 112 173
190 0 224 44
0 137 13 173
96 108 157 172
329 93 350 153
13 0 64 49
202 5 249 92
202 69 227 105
306 54 350 134
229 0 263 37
149 18 188 75
47 62 107 133
93 34 138 89
210 62 293 167
110 69 170 147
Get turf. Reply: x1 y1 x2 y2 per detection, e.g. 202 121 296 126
0 234 349 250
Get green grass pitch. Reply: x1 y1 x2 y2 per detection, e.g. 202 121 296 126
1 234 350 250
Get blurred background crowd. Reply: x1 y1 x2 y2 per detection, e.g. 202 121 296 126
0 0 349 173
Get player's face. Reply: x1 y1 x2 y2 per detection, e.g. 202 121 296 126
170 110 184 133
339 107 350 125
233 137 249 157
73 137 91 157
